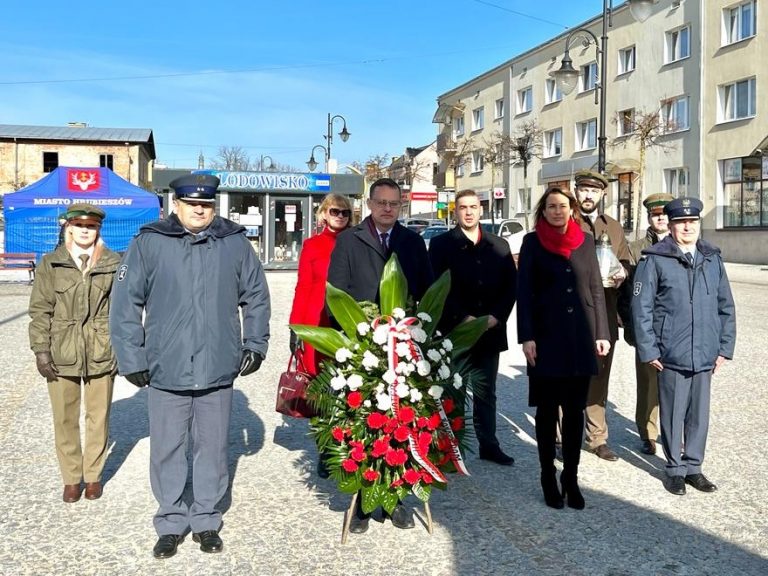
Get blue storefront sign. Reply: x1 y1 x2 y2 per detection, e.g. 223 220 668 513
195 170 331 192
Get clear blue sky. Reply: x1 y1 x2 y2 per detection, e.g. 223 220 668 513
1 0 604 171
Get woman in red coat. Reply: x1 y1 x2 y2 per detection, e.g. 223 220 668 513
289 193 353 375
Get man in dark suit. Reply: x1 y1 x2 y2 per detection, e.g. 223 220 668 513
327 177 433 533
428 189 518 465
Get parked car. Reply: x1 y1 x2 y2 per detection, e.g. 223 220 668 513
401 218 447 235
420 225 449 249
479 219 527 257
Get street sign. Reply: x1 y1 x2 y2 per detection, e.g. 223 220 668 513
436 202 447 209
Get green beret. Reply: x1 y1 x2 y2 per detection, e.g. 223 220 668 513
65 203 105 225
574 170 609 190
643 193 674 213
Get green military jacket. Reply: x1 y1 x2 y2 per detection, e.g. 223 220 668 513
29 244 122 378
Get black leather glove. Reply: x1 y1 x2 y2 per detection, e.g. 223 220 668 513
239 350 263 377
289 330 299 354
35 351 59 381
125 370 151 388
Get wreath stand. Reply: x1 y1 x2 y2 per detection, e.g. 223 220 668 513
341 492 434 544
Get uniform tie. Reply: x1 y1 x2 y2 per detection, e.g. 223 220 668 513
79 253 90 271
380 232 389 251
684 252 694 266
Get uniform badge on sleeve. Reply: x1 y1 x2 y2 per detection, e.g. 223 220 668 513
117 264 128 281
633 282 642 296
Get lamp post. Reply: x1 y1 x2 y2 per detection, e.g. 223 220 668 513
324 113 351 172
306 145 327 172
259 155 275 171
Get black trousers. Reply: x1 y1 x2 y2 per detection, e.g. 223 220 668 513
469 350 501 450
533 376 589 480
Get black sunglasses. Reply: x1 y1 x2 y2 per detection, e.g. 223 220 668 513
329 208 351 217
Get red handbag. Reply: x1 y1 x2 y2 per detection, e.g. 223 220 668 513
276 350 316 418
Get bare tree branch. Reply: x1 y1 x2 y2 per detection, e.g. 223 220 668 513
210 146 251 171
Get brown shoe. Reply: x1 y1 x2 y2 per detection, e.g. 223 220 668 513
593 444 619 462
63 484 82 503
641 440 657 455
84 482 103 500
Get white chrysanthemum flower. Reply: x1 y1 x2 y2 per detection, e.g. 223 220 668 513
330 374 347 391
395 342 411 358
428 385 444 399
427 349 442 363
396 375 405 383
402 362 416 376
416 360 431 376
373 325 389 345
453 373 463 389
395 362 407 374
363 399 372 408
382 369 397 385
376 392 392 411
409 388 423 402
347 373 364 391
395 382 410 398
410 326 427 343
417 312 432 323
396 331 411 341
357 322 371 336
438 364 451 380
335 347 354 363
435 330 442 337
362 350 380 370
375 382 386 394
441 339 453 352
392 307 406 319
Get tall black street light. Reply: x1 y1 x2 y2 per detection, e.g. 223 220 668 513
324 113 351 171
306 144 327 172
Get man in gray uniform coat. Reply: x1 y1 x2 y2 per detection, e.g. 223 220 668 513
632 197 735 496
110 174 270 559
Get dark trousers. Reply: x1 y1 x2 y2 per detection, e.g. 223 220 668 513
469 350 501 450
148 384 233 536
658 368 711 477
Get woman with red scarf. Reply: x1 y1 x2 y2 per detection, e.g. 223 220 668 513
517 186 610 510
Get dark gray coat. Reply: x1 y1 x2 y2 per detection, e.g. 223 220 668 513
517 232 610 381
631 235 736 372
109 215 270 391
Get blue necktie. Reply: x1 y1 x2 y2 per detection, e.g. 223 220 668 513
380 232 389 250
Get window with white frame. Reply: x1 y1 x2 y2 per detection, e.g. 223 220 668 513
518 188 532 212
575 119 597 151
664 168 689 197
661 96 689 132
580 62 598 92
472 107 484 131
723 1 756 45
665 25 691 63
719 77 757 121
618 46 636 74
545 78 562 104
471 150 484 173
543 128 562 157
495 98 505 119
453 116 465 137
517 86 532 114
617 108 635 136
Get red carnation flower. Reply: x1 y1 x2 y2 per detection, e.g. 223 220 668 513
342 459 359 473
398 406 415 424
416 416 429 429
351 447 366 462
418 431 432 453
347 391 363 409
442 398 455 414
349 440 364 450
367 412 387 429
390 478 404 488
385 448 408 467
363 469 380 482
403 468 421 485
384 417 399 434
393 425 411 443
332 427 345 442
372 436 391 458
436 435 451 451
427 413 442 430
451 417 464 431
420 470 434 484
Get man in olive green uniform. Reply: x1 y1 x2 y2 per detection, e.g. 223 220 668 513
575 170 631 461
622 193 673 455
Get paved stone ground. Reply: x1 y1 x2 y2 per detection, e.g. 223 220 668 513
0 264 766 576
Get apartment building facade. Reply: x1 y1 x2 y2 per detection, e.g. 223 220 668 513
434 0 767 263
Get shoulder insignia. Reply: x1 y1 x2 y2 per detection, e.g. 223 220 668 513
117 264 128 282
633 282 642 296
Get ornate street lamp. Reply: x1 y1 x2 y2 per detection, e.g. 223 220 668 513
628 0 658 23
324 113 351 171
306 145 327 172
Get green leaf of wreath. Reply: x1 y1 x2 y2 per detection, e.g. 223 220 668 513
379 254 407 316
361 484 385 514
411 482 432 502
338 474 361 494
325 283 368 340
380 489 399 514
443 315 489 357
289 325 353 357
416 270 450 338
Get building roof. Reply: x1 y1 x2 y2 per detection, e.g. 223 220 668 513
0 124 156 159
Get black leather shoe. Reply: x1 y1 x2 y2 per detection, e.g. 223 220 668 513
388 504 415 529
641 440 657 455
685 473 717 493
349 514 369 534
153 534 183 559
561 478 585 510
666 476 686 495
593 444 619 462
479 446 515 466
192 530 223 553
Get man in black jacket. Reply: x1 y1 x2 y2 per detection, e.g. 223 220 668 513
429 189 518 466
327 177 433 533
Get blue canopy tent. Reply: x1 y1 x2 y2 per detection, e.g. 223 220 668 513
3 167 160 260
